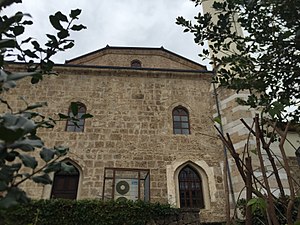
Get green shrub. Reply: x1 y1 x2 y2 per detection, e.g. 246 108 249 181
0 199 179 225
236 197 300 225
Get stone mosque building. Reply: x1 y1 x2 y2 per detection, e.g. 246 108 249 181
5 45 227 222
4 38 300 224
4 44 300 223
2 1 300 224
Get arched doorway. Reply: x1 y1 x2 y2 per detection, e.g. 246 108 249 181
51 162 80 199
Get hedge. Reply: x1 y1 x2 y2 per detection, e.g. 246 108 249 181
0 199 179 225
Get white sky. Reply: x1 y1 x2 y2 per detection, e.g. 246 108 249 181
3 0 210 67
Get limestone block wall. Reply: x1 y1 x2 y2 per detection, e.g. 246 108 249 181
2 65 226 223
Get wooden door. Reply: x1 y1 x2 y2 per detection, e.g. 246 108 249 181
51 168 79 199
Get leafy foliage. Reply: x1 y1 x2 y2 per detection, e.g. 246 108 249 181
237 197 300 225
176 0 300 122
0 1 91 208
177 1 300 224
0 199 179 225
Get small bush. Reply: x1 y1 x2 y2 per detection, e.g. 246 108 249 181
0 199 179 225
236 197 300 225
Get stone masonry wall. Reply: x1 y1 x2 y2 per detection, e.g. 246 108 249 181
2 65 226 222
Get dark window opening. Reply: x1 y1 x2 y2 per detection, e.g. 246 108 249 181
173 106 190 134
131 59 142 68
65 102 86 132
51 162 79 200
179 166 204 208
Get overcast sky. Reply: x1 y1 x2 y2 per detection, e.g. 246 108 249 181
4 0 209 67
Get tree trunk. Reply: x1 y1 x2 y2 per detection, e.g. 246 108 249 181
240 119 285 196
278 124 294 225
223 153 231 225
254 115 279 225
245 157 252 225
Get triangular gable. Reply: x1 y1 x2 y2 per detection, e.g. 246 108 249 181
65 45 206 71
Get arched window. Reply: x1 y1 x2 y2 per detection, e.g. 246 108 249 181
179 165 204 208
65 102 86 132
51 162 80 199
131 59 142 68
172 106 190 134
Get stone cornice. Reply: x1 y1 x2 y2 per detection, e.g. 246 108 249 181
6 62 213 81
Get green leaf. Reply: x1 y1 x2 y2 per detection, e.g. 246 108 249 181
54 146 69 156
0 164 21 181
30 76 39 84
46 34 58 43
21 37 33 44
32 173 52 185
6 71 40 81
43 162 61 173
0 69 8 81
18 154 38 169
0 39 16 49
2 80 16 90
69 9 82 19
12 26 24 36
31 40 41 51
58 113 69 119
0 0 22 10
70 102 79 116
61 162 76 174
80 113 93 119
63 42 74 49
55 11 68 22
0 114 37 142
22 20 33 25
40 148 55 162
70 24 87 31
247 198 257 206
247 197 267 213
25 102 47 111
49 15 63 30
213 116 222 125
250 149 257 155
57 29 69 39
4 151 18 162
8 138 43 151
41 60 54 72
23 49 39 59
0 187 28 208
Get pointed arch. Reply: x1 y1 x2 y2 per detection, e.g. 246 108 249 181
166 160 215 209
178 165 205 208
50 160 81 199
172 106 190 134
